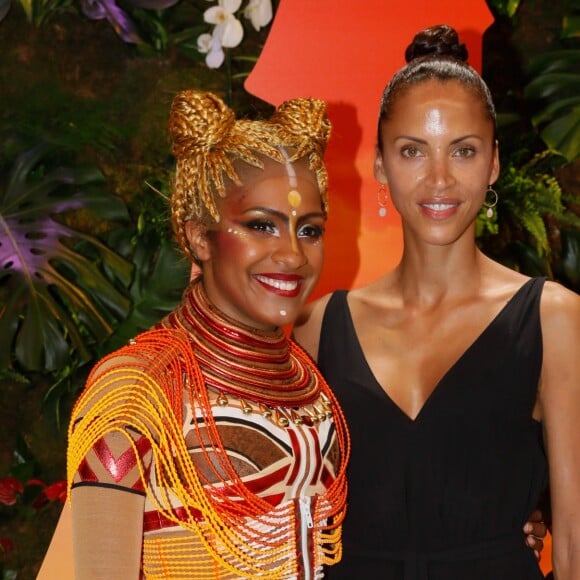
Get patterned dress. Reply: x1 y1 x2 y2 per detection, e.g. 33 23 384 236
68 279 349 579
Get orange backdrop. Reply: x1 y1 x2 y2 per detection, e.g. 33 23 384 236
246 0 492 299
245 1 552 576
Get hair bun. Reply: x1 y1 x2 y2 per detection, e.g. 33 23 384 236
270 98 331 156
169 90 236 158
404 24 468 63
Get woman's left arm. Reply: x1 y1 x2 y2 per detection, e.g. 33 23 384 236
539 281 580 580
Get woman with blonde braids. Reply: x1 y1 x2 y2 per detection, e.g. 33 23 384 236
67 90 349 579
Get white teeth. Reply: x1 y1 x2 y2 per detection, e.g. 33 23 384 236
255 276 299 291
423 203 456 211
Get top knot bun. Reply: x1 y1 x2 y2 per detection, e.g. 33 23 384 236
269 97 331 159
169 90 236 159
404 24 468 63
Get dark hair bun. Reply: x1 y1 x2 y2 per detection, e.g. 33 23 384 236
404 24 468 63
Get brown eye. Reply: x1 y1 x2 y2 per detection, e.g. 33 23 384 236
454 146 475 158
401 146 421 158
242 219 277 234
298 224 325 240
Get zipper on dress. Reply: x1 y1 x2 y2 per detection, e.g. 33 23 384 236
299 496 314 579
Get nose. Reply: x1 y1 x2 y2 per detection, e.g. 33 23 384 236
272 233 308 269
426 154 455 190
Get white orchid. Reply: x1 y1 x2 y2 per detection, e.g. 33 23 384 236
204 0 244 48
198 0 273 70
244 0 272 31
197 31 226 69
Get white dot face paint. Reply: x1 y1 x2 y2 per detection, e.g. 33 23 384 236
226 226 247 238
280 310 287 317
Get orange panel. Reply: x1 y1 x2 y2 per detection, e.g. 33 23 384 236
246 0 494 298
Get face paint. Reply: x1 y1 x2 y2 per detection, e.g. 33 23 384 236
226 226 248 239
280 309 287 317
279 148 302 253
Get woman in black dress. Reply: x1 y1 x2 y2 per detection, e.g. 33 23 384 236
294 24 579 579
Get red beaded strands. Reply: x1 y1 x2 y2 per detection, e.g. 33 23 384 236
68 280 351 576
161 280 321 407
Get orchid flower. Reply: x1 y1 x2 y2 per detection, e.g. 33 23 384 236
244 0 272 31
80 0 180 43
80 0 141 43
197 31 225 69
204 0 244 48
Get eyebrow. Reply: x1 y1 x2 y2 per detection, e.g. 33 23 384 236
394 134 484 144
242 207 326 223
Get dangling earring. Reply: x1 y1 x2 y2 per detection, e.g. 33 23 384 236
378 183 389 217
483 186 499 218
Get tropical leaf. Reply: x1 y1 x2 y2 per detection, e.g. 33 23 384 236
0 0 11 21
562 14 580 39
524 51 580 162
559 228 580 290
538 107 580 161
524 72 580 100
508 241 549 277
526 50 580 78
101 228 189 353
486 0 521 18
0 139 133 372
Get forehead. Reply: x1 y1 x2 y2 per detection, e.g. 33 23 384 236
386 79 491 132
223 156 322 211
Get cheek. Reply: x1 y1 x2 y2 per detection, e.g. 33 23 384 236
213 229 260 261
306 242 325 274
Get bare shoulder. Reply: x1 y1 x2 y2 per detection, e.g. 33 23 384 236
539 280 580 399
540 280 580 334
293 293 334 361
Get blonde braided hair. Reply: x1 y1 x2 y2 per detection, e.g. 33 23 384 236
168 90 331 262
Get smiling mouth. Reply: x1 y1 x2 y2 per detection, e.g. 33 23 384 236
255 275 300 291
421 203 458 211
254 275 302 295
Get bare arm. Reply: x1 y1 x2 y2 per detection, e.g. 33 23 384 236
69 356 155 579
539 282 580 579
71 485 144 579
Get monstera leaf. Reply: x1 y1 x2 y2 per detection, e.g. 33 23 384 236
0 139 133 372
524 50 580 162
559 228 580 291
100 228 190 353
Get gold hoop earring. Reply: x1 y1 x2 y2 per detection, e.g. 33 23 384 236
483 186 499 218
378 183 389 217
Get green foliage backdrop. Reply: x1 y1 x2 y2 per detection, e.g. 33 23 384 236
0 0 578 577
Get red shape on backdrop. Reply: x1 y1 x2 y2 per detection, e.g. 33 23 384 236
245 0 493 298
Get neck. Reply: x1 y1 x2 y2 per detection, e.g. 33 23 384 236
160 278 321 407
395 235 488 304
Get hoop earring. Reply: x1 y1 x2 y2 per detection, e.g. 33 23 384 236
483 186 499 218
378 183 389 217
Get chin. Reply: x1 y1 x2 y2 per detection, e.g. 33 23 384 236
259 309 298 331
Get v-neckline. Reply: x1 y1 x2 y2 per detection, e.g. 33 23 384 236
343 279 535 424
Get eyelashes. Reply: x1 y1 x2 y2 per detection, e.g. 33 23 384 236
399 145 477 158
238 219 325 240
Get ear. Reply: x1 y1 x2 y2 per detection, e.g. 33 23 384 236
185 220 211 261
373 149 388 184
489 140 500 186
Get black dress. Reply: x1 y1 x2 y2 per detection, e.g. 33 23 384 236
320 278 548 579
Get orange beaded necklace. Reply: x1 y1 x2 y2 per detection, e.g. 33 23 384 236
68 280 350 578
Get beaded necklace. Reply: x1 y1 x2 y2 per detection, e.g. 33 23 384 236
68 280 350 578
161 278 321 407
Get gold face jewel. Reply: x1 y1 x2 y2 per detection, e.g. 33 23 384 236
288 189 302 209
